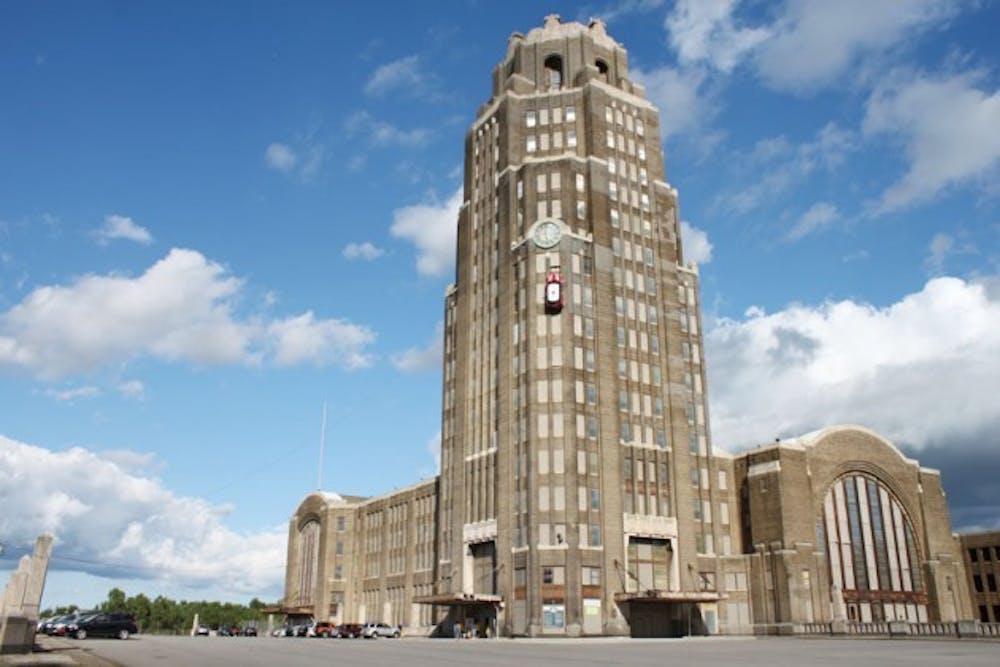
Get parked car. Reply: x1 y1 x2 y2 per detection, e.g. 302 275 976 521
51 612 92 636
194 625 210 636
361 622 400 639
219 624 243 637
307 621 335 637
335 623 363 638
39 615 65 634
242 625 258 637
68 613 138 640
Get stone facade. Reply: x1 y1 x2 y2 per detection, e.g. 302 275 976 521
959 531 1000 623
282 17 974 638
724 426 971 633
284 481 439 631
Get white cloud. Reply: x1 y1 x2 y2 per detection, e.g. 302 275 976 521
342 241 385 261
680 221 713 265
344 111 431 148
754 0 958 92
924 232 977 275
94 215 153 246
714 123 855 215
666 0 771 73
390 188 462 277
392 321 443 372
266 312 375 369
264 142 297 172
117 380 145 399
842 249 870 263
864 71 1000 212
265 140 326 181
593 0 665 24
0 435 286 595
298 145 326 180
0 248 376 379
45 386 101 402
364 55 422 97
426 430 441 473
632 65 714 142
706 275 1000 453
787 202 839 241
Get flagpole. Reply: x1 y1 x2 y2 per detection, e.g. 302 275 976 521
317 402 327 490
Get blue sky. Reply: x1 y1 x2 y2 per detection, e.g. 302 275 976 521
1 1 998 609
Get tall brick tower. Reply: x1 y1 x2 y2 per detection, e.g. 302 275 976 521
437 15 725 636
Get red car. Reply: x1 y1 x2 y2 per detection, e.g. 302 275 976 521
335 623 364 638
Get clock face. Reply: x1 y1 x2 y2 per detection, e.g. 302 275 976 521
533 221 562 249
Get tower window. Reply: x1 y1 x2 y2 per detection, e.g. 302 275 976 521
596 59 609 81
544 55 563 91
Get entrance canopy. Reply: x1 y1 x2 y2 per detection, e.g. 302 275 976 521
614 590 723 603
413 592 502 607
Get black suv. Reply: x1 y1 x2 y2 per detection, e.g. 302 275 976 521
68 612 138 640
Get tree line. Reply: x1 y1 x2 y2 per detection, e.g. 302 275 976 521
41 587 277 635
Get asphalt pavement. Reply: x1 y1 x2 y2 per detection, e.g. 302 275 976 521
11 633 1000 667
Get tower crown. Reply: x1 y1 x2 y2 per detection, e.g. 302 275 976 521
491 15 640 100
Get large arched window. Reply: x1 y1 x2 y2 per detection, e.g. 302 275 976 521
819 474 927 622
544 55 563 91
297 519 321 607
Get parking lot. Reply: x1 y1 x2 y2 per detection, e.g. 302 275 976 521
28 634 1000 667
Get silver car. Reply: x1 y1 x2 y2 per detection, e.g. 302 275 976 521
361 622 400 639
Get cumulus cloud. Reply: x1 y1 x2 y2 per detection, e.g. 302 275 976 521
680 221 713 265
666 0 771 73
342 241 385 261
787 202 839 241
267 311 374 369
94 215 153 246
364 55 423 97
706 275 1000 454
0 435 286 594
390 188 462 277
264 142 297 172
660 1 959 94
0 248 375 379
754 0 958 92
392 321 443 372
864 71 1000 212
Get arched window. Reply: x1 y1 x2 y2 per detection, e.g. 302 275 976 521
544 55 563 91
297 519 321 607
595 59 609 81
820 474 926 622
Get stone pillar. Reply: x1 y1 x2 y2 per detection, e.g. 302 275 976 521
21 535 53 620
829 584 847 635
0 535 54 655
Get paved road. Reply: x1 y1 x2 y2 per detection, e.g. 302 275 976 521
34 634 1000 667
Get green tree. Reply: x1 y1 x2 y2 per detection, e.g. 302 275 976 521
102 587 127 612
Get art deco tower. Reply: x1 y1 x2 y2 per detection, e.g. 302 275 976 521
436 16 729 636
